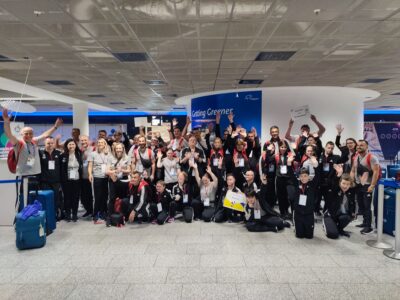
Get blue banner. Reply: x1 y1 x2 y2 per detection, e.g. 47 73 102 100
191 91 262 135
373 122 400 160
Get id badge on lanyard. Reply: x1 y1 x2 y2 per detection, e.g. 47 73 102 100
280 165 287 174
323 163 330 172
238 158 244 167
48 160 55 170
299 194 307 206
213 158 218 166
69 169 77 180
183 194 188 203
254 209 261 219
27 157 35 167
157 202 163 212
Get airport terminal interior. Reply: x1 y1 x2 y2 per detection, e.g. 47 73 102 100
1 1 400 299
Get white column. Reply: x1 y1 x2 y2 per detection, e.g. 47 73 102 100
72 103 89 136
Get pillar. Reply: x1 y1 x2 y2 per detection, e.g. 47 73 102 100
72 103 89 136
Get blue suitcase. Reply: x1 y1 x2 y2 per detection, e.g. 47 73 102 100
28 190 56 235
383 188 396 236
15 211 46 250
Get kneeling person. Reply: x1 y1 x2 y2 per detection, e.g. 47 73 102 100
150 180 173 225
324 166 355 238
293 168 318 239
121 171 150 223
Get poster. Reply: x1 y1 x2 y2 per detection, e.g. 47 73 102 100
364 122 400 163
0 121 24 159
191 91 262 136
290 105 310 120
223 190 246 212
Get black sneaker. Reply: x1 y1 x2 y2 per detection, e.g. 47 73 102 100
82 211 91 218
106 217 111 227
360 227 373 235
72 215 78 222
355 223 366 228
339 230 351 237
65 215 71 222
283 221 291 228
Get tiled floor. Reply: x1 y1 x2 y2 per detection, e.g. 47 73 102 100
1 217 400 300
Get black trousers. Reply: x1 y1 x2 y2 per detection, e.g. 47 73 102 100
337 214 352 231
62 180 81 217
120 197 149 221
294 212 314 239
192 197 214 221
93 177 109 217
276 177 295 215
169 200 183 218
357 184 373 227
40 182 61 214
317 184 330 213
214 207 244 223
266 173 277 207
246 215 286 232
108 179 129 216
80 179 93 214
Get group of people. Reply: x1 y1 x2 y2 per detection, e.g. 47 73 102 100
2 107 380 239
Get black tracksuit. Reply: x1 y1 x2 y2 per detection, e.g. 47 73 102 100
60 151 83 219
214 186 243 223
171 183 190 217
317 152 341 212
121 181 150 222
245 183 287 232
293 176 318 239
149 189 172 224
325 177 355 236
39 149 62 216
268 152 297 215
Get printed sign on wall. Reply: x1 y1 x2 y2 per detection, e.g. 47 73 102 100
191 91 262 134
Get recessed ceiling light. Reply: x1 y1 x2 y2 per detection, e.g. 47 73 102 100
81 52 114 58
331 50 363 55
144 80 166 85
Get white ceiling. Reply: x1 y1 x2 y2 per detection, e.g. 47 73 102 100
0 0 400 111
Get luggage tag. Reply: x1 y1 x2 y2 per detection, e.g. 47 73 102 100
157 202 163 212
299 194 307 206
69 169 77 180
39 224 45 237
183 194 188 203
213 158 218 166
27 157 35 167
323 163 330 172
238 158 244 167
269 164 275 172
48 160 55 170
280 165 287 174
254 209 261 219
204 197 210 206
101 164 107 174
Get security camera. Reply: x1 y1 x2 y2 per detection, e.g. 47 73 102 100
314 9 321 15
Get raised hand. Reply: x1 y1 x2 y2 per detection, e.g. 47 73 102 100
216 112 221 124
336 124 344 135
2 108 10 122
228 112 234 123
310 114 317 122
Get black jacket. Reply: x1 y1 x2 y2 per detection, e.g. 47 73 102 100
152 189 172 211
326 177 356 218
293 176 318 215
60 151 83 183
39 149 62 183
319 153 341 186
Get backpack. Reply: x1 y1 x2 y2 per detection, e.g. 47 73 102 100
364 153 382 180
134 148 153 169
7 141 23 174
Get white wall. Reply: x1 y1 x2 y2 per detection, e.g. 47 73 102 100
261 87 365 149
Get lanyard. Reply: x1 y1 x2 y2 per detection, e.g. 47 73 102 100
27 142 35 156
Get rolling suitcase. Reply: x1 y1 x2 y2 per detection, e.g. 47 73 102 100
15 210 46 250
322 215 339 239
28 190 56 235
